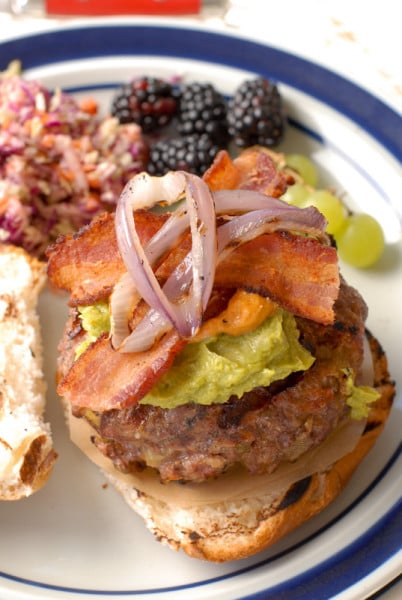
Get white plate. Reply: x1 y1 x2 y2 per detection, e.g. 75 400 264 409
0 22 401 600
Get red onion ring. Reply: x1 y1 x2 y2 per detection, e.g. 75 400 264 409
115 171 216 342
119 308 172 353
110 271 140 349
214 189 329 240
217 208 329 263
214 189 290 213
114 176 331 353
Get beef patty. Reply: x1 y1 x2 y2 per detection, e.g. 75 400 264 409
69 280 368 484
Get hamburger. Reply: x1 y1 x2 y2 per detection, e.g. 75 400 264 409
47 148 394 562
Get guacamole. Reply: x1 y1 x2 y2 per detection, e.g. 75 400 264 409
140 309 314 408
344 369 380 419
76 301 110 358
76 301 379 415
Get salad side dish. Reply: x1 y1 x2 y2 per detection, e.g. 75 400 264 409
0 63 148 258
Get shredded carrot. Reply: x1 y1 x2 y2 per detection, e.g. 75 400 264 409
41 134 56 148
79 97 98 115
0 74 148 258
87 175 101 189
84 193 102 212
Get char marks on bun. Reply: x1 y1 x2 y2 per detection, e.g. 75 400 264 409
0 245 57 501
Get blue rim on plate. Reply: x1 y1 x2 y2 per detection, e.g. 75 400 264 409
1 24 401 162
1 448 401 598
0 24 401 600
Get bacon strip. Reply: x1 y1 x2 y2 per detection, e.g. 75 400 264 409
58 331 186 411
215 232 339 325
51 149 340 412
47 212 339 324
203 149 292 197
47 149 293 306
57 230 338 411
47 211 167 306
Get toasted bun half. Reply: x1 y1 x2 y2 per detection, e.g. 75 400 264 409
63 330 394 562
0 245 57 500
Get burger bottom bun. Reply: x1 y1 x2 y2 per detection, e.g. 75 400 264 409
65 331 395 562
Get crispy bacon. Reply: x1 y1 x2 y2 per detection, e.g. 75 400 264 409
50 148 341 411
215 232 338 325
47 148 294 305
47 211 167 306
57 229 338 410
203 149 293 197
47 212 339 324
58 331 186 410
203 150 241 191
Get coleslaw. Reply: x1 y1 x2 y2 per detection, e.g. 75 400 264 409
0 63 148 257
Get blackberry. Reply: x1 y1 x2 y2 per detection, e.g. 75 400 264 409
227 77 285 147
111 76 178 133
177 82 229 146
148 134 220 176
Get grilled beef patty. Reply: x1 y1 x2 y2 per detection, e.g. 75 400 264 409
68 281 367 484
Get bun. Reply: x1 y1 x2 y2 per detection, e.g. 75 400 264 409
0 245 57 500
65 331 394 562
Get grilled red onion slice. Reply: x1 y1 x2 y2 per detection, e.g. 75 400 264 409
357 334 375 386
217 207 328 263
214 189 289 213
119 308 172 353
110 272 141 349
115 171 217 341
113 176 330 353
111 205 191 350
110 197 193 352
116 258 194 353
214 189 329 241
111 208 197 350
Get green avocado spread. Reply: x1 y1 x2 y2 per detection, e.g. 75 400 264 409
141 309 314 408
76 301 110 359
76 301 379 414
343 369 380 419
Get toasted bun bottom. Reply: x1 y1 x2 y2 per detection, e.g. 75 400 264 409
65 331 394 562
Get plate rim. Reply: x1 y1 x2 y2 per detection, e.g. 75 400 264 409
1 448 400 598
0 23 401 162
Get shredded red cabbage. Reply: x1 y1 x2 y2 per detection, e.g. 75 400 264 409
0 73 149 257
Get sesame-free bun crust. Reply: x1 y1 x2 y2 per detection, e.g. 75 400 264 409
0 245 57 500
66 330 394 562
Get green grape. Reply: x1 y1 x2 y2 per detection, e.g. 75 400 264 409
281 182 309 206
285 153 318 187
336 213 385 268
302 189 346 235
